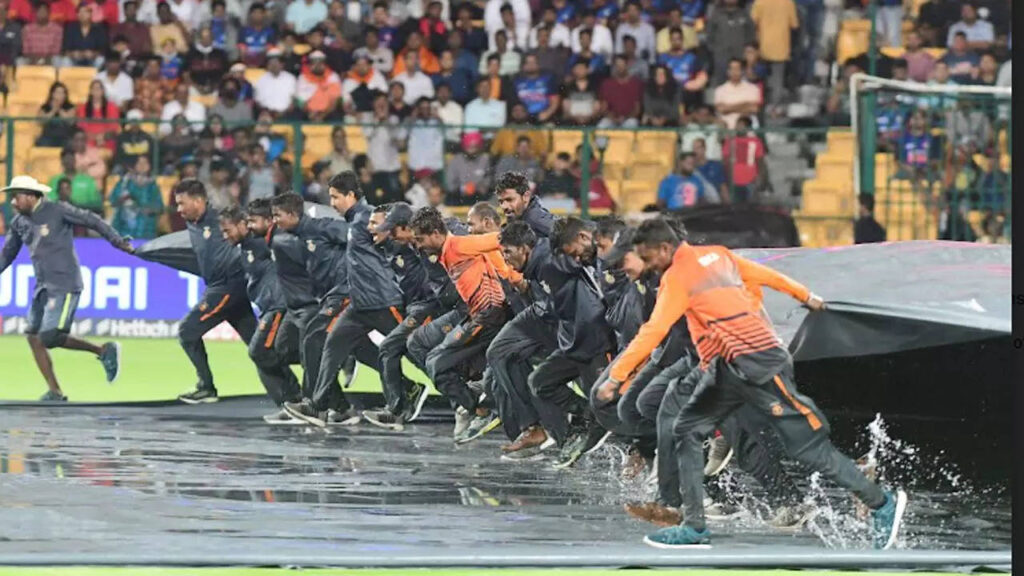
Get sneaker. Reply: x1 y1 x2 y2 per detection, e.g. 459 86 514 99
455 411 501 444
582 427 612 455
624 501 682 527
283 399 327 427
704 434 733 476
403 382 430 423
705 500 744 520
501 425 549 453
770 502 819 529
363 408 406 431
326 407 362 426
552 430 589 470
39 390 68 402
453 406 473 438
642 525 712 549
872 489 908 550
178 387 218 404
98 342 122 383
263 408 300 425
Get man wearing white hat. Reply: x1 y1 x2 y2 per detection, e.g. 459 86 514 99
0 176 135 401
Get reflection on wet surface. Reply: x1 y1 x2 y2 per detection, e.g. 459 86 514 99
0 398 1011 561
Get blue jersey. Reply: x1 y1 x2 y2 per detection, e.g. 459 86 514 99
160 55 182 80
567 53 608 76
210 17 229 50
241 26 275 53
514 74 555 115
899 133 932 167
658 173 707 210
658 51 699 84
378 25 400 50
589 0 618 20
697 160 725 190
679 0 704 24
876 107 905 138
556 3 576 23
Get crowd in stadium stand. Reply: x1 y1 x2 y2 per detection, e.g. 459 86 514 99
0 0 1012 242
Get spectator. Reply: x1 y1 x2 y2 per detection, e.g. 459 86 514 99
446 29 480 78
36 82 76 147
113 109 154 175
642 65 681 126
166 0 202 30
494 136 543 183
77 79 120 152
539 151 575 199
615 1 655 62
406 97 446 174
110 0 152 56
874 0 904 48
285 0 326 35
238 2 276 67
226 62 255 102
369 1 399 50
150 1 188 56
484 0 530 49
388 81 412 119
681 104 723 160
570 10 613 59
947 2 994 51
479 29 521 76
306 160 332 204
159 114 197 172
480 53 513 101
0 2 21 68
692 137 728 202
490 102 548 157
446 131 491 205
714 58 761 129
135 57 169 119
919 61 958 112
208 114 235 152
158 37 184 86
210 77 254 126
277 30 305 76
853 193 886 244
657 151 720 211
81 0 119 27
419 0 450 54
721 116 764 202
109 34 143 77
160 83 206 135
61 3 106 67
240 143 275 204
945 100 993 152
323 0 363 51
976 156 1009 211
750 0 798 105
531 25 570 80
904 30 936 83
656 7 697 55
895 110 937 180
207 0 237 57
976 210 1007 244
19 3 63 65
825 61 858 125
95 51 134 108
743 42 769 85
111 155 164 239
943 32 980 83
49 146 103 214
705 0 754 86
875 97 905 152
353 26 395 75
491 2 528 51
184 24 230 95
567 28 608 78
432 83 464 149
678 0 705 25
405 171 447 212
341 54 388 119
55 177 73 203
453 5 488 55
996 57 1011 120
394 50 436 104
206 155 241 209
529 6 570 49
464 76 507 131
975 51 999 86
433 49 475 105
657 27 707 112
11 0 76 24
392 30 440 77
598 55 643 128
251 110 287 162
296 50 343 121
792 0 823 83
619 35 648 81
511 53 559 123
561 60 601 125
254 49 298 117
320 126 353 174
591 0 618 30
363 92 405 202
550 0 575 26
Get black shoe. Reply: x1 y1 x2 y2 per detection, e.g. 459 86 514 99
98 342 122 383
178 387 218 404
403 382 430 423
553 430 589 469
363 408 406 431
283 398 327 427
582 425 612 456
39 390 68 402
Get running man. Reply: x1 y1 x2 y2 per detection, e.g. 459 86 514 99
0 176 129 401
495 171 555 238
595 217 907 549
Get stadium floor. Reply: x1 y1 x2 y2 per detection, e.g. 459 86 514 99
0 396 1010 572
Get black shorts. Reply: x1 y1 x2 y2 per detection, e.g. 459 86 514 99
26 290 80 335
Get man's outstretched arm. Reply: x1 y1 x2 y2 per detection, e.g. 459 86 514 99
0 228 24 275
58 203 133 252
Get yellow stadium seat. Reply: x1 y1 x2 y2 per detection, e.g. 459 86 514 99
343 124 368 154
156 176 178 206
620 179 657 213
58 66 99 103
551 130 586 158
244 68 267 86
801 180 854 216
15 65 57 83
880 47 905 59
9 76 55 105
814 162 853 185
602 163 626 182
629 162 669 183
294 44 311 56
793 216 854 248
25 148 63 182
604 179 622 206
924 48 947 60
836 24 870 64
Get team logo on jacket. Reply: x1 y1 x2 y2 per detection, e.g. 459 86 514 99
199 301 209 312
635 281 646 295
259 320 267 330
428 254 438 263
246 251 255 263
395 255 404 268
307 240 317 252
604 271 614 284
39 224 50 237
203 226 212 239
442 324 453 333
770 402 784 417
541 280 551 294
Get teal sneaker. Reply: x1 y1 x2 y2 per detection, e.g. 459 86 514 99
642 525 713 549
872 489 908 550
98 342 122 383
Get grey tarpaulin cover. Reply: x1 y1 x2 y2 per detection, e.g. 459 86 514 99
135 202 342 275
737 241 1011 361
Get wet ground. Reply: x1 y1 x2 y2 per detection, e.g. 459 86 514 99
0 397 1011 570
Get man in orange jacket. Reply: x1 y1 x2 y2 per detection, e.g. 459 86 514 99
595 216 907 550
